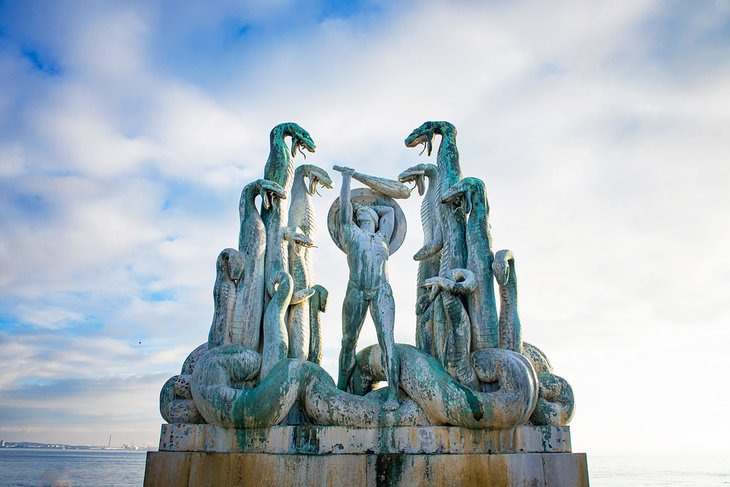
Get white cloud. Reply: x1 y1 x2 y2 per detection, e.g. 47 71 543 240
0 0 728 454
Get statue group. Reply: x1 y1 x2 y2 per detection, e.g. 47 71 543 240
159 121 575 431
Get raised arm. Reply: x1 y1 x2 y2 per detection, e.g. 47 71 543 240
334 165 355 229
372 205 394 242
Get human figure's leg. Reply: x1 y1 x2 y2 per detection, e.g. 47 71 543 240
337 283 368 391
371 282 400 410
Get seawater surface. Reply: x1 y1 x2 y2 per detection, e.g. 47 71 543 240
1 449 729 486
589 453 730 486
0 448 146 487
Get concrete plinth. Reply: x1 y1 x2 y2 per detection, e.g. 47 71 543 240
144 424 589 486
144 450 588 486
158 424 573 455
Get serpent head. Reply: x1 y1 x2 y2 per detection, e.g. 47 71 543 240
284 123 316 158
441 177 485 215
404 121 456 156
256 179 286 210
405 122 437 156
398 163 436 196
492 249 514 286
240 179 286 216
311 284 329 312
284 228 315 255
297 164 333 196
223 249 246 282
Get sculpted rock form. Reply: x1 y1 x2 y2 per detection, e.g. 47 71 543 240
159 121 576 434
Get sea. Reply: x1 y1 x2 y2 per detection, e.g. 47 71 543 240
0 449 728 486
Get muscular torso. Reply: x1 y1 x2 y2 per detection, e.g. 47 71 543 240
345 225 389 295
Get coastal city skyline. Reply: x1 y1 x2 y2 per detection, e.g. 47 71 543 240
1 0 728 457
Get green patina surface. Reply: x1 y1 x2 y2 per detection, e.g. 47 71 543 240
160 121 577 438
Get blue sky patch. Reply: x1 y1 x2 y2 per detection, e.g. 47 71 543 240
22 48 60 75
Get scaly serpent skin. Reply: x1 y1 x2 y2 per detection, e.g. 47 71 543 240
405 122 469 372
208 248 245 348
262 123 316 301
191 344 536 429
260 271 293 380
307 284 328 365
398 163 441 354
493 249 522 353
423 268 478 388
207 180 286 349
287 164 332 360
442 177 499 351
352 344 537 429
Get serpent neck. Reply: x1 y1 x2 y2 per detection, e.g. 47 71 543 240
266 124 295 192
499 258 521 352
239 184 265 250
467 186 493 255
289 171 313 234
435 124 461 185
421 167 439 242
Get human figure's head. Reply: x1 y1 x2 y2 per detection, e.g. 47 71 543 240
353 203 377 233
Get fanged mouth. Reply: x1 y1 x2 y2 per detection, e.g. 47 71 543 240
419 138 433 156
307 177 332 196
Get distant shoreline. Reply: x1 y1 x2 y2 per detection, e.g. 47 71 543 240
0 441 155 451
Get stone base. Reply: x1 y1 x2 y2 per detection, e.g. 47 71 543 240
143 451 589 486
158 424 573 455
146 424 589 486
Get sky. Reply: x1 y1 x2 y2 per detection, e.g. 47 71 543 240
0 0 728 454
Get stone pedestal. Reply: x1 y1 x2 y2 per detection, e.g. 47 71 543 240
144 425 589 486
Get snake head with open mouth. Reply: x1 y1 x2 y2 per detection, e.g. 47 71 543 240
286 123 317 158
299 164 333 196
284 229 315 255
398 164 431 196
441 177 486 216
404 122 438 156
257 179 286 211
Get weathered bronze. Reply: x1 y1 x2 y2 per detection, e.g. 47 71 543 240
158 121 575 431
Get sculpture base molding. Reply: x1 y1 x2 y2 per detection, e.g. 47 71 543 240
145 425 588 486
157 424 573 455
143 450 588 486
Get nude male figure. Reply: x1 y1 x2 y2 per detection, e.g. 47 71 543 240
335 166 400 411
